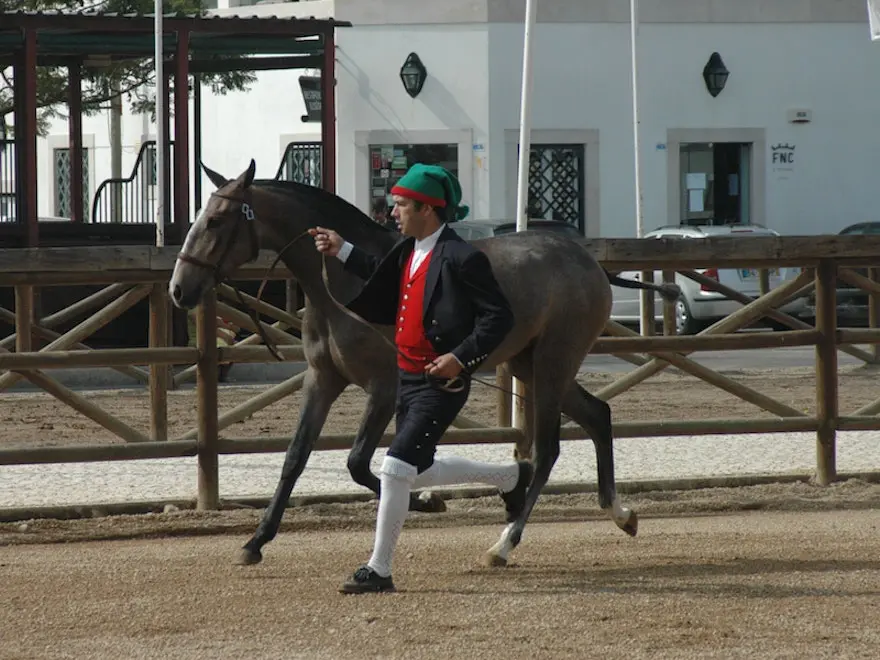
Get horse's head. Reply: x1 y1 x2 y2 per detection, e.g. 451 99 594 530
169 160 260 309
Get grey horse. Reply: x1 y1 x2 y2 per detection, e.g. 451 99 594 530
168 161 676 567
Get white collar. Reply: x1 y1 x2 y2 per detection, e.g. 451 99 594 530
413 223 445 254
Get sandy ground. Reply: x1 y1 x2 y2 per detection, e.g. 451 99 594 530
2 481 880 659
1 365 879 449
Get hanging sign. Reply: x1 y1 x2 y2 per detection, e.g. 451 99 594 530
299 76 322 122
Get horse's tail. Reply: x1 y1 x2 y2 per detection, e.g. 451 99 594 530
604 269 681 302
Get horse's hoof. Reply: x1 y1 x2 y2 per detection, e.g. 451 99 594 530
484 552 508 568
410 491 447 514
235 548 263 566
617 511 638 537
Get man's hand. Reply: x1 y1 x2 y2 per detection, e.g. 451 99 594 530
425 353 463 379
308 226 344 257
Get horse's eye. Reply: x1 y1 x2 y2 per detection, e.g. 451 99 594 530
205 214 225 229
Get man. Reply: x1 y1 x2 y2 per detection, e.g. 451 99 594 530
370 197 396 230
309 163 533 594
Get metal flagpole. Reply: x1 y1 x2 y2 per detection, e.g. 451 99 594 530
869 0 880 41
512 0 538 430
630 0 643 239
154 0 165 247
630 0 650 336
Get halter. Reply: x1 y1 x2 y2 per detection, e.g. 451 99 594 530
176 191 260 279
176 191 289 360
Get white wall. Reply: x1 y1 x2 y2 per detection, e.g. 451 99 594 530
335 25 490 217
487 21 880 237
32 3 880 238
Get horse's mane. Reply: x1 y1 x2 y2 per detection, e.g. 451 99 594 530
253 179 398 253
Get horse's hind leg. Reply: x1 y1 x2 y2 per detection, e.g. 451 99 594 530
486 353 563 567
561 384 637 536
236 367 347 566
345 389 446 513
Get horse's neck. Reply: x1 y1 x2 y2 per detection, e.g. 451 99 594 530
276 239 362 317
254 186 397 319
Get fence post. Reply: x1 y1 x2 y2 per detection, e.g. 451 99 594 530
870 268 880 363
149 283 169 442
495 364 513 429
14 285 33 353
662 270 676 335
814 259 838 485
640 270 655 336
196 290 220 509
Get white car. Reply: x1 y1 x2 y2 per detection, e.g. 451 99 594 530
609 224 809 334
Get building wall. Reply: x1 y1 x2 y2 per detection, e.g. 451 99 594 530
486 20 880 236
31 0 880 237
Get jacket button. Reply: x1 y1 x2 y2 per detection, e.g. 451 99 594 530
431 320 438 325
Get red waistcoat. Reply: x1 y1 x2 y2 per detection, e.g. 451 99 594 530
396 249 439 372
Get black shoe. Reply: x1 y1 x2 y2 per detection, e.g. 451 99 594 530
339 565 396 594
500 461 533 523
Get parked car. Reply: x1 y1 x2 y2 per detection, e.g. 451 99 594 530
805 221 880 325
448 218 584 241
609 224 810 335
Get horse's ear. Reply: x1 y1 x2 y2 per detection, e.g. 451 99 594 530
238 159 256 189
201 162 229 189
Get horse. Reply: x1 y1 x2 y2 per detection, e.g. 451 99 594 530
169 160 676 567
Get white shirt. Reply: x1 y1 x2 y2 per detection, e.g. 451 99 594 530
407 224 444 276
337 224 445 277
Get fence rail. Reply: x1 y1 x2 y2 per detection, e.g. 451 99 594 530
2 235 880 509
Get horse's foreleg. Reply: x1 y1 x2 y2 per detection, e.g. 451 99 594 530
346 391 446 514
562 384 637 536
236 369 346 566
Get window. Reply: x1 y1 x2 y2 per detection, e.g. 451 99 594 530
276 142 322 187
680 142 751 226
368 143 458 210
53 147 90 219
525 144 585 233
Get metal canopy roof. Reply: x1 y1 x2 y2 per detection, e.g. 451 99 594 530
0 10 351 62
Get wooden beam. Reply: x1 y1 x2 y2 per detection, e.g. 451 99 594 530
68 62 84 223
149 284 170 442
196 291 220 510
814 260 838 485
321 31 336 193
173 29 190 233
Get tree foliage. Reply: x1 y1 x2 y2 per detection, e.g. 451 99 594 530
0 0 256 135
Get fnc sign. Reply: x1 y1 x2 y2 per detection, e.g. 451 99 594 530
771 143 795 165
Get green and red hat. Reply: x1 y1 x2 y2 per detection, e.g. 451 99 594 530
391 163 469 221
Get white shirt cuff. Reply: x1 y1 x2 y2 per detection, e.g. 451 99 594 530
337 241 354 263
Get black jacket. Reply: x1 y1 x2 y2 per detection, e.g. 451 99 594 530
343 225 514 373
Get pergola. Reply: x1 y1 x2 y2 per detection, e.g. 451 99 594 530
0 9 350 247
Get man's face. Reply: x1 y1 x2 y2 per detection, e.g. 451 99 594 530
391 195 433 238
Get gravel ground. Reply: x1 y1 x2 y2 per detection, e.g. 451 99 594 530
2 482 880 660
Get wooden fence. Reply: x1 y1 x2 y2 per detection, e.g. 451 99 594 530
2 235 880 510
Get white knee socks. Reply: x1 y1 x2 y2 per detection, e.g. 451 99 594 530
366 455 521 578
367 456 416 578
412 455 520 492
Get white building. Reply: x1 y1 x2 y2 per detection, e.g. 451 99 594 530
35 0 880 238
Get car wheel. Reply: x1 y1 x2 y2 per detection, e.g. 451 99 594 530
675 298 700 335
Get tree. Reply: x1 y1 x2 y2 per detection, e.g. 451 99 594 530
0 0 256 136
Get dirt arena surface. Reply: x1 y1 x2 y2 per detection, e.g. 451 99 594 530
2 480 880 659
3 365 880 449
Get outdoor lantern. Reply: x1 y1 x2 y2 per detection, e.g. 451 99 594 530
399 52 427 98
702 52 729 98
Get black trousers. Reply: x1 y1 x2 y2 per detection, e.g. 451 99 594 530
387 369 471 473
